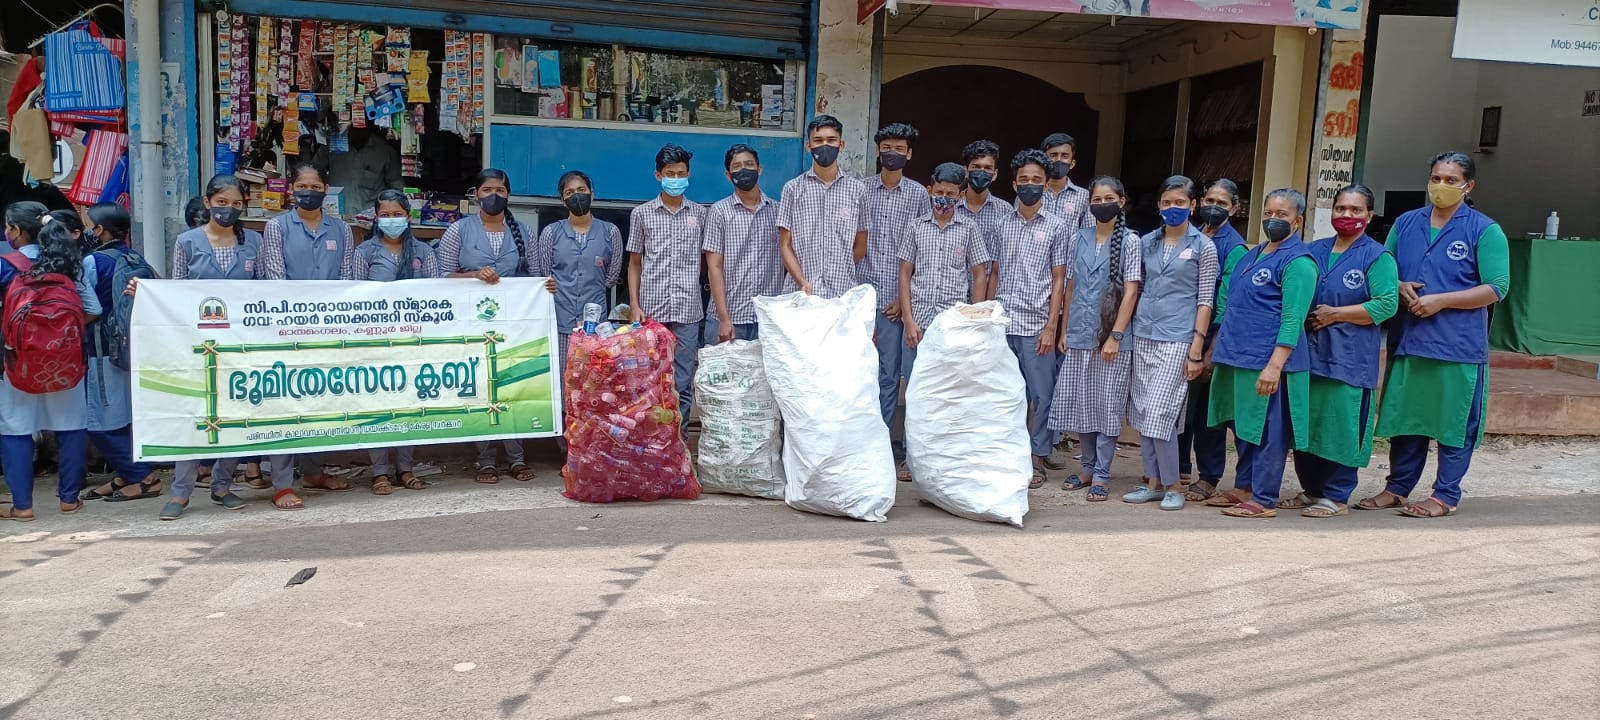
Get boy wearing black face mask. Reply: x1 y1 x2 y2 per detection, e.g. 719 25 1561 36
860 123 928 457
959 140 1009 301
1040 133 1093 233
704 144 784 344
778 114 869 299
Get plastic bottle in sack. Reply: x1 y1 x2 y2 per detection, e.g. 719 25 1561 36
595 321 616 339
583 303 603 334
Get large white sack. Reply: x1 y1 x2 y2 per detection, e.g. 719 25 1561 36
906 302 1031 527
693 339 784 499
754 285 897 522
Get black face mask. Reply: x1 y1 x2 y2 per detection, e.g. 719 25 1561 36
810 144 840 168
479 194 508 216
1262 218 1295 243
1089 201 1122 224
293 190 327 211
1015 184 1045 207
878 151 908 171
563 192 592 216
730 168 761 192
209 207 241 228
1195 204 1231 228
1047 160 1072 180
966 170 994 192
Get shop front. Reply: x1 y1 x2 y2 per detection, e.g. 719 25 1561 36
188 0 814 239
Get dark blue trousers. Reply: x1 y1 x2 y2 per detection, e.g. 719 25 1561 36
88 425 151 484
1234 382 1293 509
2 431 87 511
1385 365 1485 507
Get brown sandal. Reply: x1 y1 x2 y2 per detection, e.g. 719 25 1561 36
476 465 501 484
1221 501 1277 518
0 504 35 522
1397 497 1456 518
1028 467 1046 490
1204 489 1251 508
1278 493 1316 510
398 471 425 490
61 500 83 514
1356 491 1406 511
301 474 351 492
511 463 536 482
371 475 395 496
1184 480 1217 502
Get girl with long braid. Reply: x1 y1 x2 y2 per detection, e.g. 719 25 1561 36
435 168 537 484
1 203 103 521
1051 177 1142 502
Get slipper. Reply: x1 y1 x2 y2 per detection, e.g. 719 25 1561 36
1204 489 1251 508
1301 498 1349 518
272 488 304 511
371 475 395 496
1397 497 1456 519
1086 485 1109 502
0 505 35 522
398 472 426 490
1185 480 1218 503
60 500 83 514
476 465 501 485
511 464 536 482
1221 501 1277 518
1278 493 1316 510
1062 474 1092 491
1356 491 1406 511
1028 467 1046 490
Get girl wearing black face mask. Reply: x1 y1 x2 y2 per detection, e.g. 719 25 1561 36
532 170 624 384
1207 188 1318 518
1179 178 1246 503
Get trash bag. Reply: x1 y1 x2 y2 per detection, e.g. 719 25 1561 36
694 340 784 499
754 285 896 522
905 302 1030 527
562 320 700 503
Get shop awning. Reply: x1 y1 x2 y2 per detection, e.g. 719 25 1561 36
224 0 810 59
868 1 1364 31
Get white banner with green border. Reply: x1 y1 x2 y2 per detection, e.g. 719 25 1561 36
131 278 561 461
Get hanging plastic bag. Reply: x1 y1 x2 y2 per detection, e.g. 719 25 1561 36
693 340 784 499
562 320 699 503
754 285 896 522
905 302 1031 527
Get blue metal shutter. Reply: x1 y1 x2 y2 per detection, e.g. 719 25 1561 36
222 0 811 59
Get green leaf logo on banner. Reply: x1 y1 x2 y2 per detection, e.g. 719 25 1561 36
476 297 500 321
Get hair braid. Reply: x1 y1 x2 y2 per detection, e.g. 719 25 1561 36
1096 210 1130 347
505 208 528 276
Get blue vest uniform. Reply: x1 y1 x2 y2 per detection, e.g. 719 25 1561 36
1307 235 1387 389
1133 226 1213 344
1388 205 1496 364
547 218 620 336
270 212 349 280
1214 235 1314 373
451 215 529 278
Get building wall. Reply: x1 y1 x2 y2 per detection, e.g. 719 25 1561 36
1362 14 1600 237
815 0 876 176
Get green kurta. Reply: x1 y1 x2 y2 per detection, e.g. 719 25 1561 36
1211 244 1250 325
1302 250 1399 468
1208 254 1318 448
1374 225 1510 448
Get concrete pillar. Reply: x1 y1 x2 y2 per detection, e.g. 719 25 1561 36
1251 26 1318 242
125 0 198 261
815 0 877 176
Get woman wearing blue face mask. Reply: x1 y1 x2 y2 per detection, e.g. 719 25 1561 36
352 190 441 495
436 168 537 484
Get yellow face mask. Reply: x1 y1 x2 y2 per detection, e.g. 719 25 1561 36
1428 182 1468 209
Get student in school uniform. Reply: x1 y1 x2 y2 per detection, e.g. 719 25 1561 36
704 145 784 344
0 204 101 521
259 163 358 495
1180 178 1248 503
351 189 442 495
957 140 1009 300
897 162 991 371
1358 152 1510 518
1207 188 1318 518
991 149 1070 489
778 114 869 299
141 176 274 518
1122 176 1219 511
437 168 538 484
1282 184 1398 518
1039 132 1093 470
862 123 928 467
1052 177 1143 503
627 144 708 438
534 170 625 370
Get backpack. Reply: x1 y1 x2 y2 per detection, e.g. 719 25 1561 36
95 246 156 370
1 253 87 394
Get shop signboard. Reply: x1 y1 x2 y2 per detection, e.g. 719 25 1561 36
131 279 562 461
1453 0 1600 69
929 1 1364 30
1310 39 1364 240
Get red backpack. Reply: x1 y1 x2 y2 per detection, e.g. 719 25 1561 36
1 253 87 394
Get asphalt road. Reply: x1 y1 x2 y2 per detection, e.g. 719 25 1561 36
3 472 1597 720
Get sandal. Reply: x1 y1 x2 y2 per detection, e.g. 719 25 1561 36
301 474 351 492
1062 474 1092 491
1185 480 1218 503
1 504 35 522
83 476 133 501
272 488 304 511
1356 491 1406 511
106 478 163 503
1398 497 1456 518
1278 493 1316 510
1086 485 1109 502
1301 498 1349 518
1028 467 1046 490
1204 489 1251 508
476 465 501 484
60 500 83 514
241 472 270 490
896 462 912 483
371 475 395 496
397 471 426 490
1221 501 1277 518
511 464 536 482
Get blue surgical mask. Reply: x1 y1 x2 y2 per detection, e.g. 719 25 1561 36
376 217 410 238
661 177 690 197
1160 207 1191 227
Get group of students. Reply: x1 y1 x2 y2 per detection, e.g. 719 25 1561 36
0 108 1506 523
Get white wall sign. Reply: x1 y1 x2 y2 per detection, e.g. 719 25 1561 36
1453 0 1600 68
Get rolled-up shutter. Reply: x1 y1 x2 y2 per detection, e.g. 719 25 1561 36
223 0 811 58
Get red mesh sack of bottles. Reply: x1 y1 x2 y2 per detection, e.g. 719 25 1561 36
561 320 700 502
